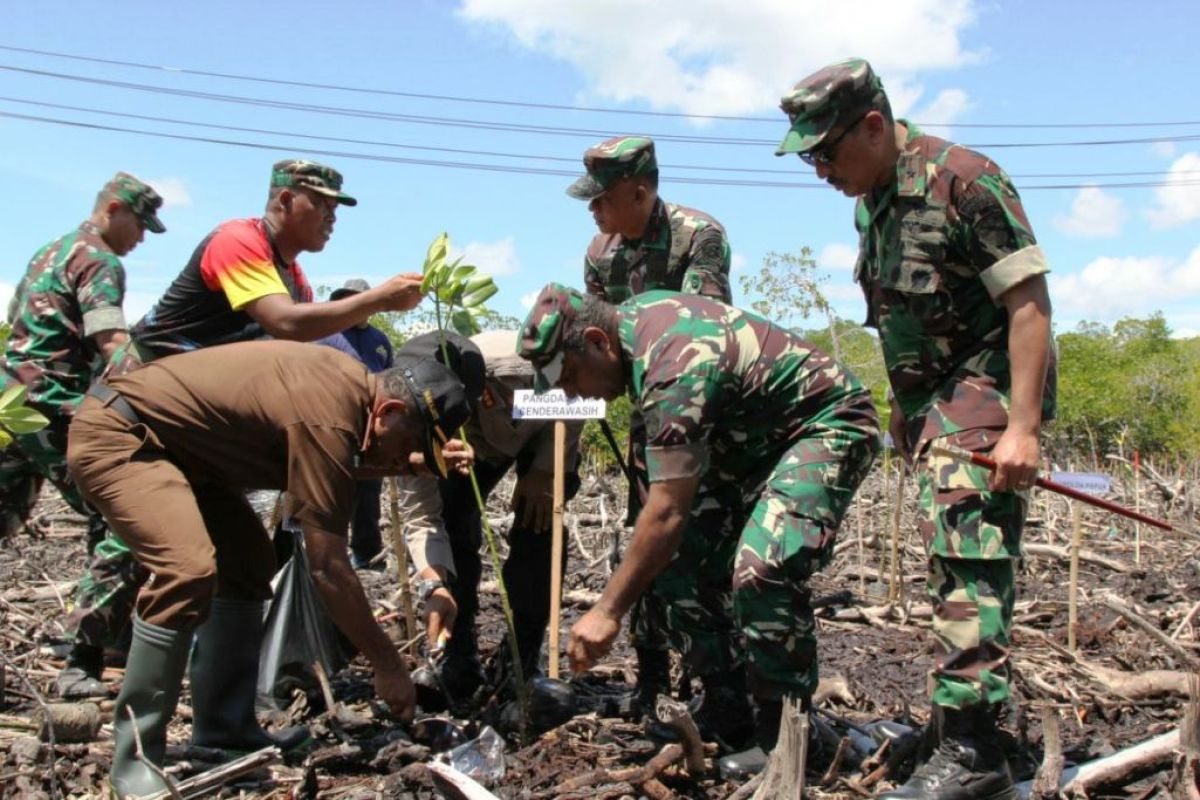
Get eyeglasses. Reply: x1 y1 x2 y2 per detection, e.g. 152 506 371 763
799 112 868 167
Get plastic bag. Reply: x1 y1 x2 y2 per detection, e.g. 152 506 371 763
256 525 348 709
442 725 506 783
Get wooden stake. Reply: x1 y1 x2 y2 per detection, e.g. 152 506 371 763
1068 501 1082 653
549 420 566 679
855 496 866 598
1133 450 1142 566
388 477 417 645
888 464 908 604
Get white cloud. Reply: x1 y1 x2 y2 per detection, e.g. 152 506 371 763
1052 186 1126 238
146 177 191 208
1147 152 1200 228
1151 141 1177 159
458 0 978 117
519 290 539 309
818 242 858 271
454 236 521 276
1050 246 1200 320
730 252 748 273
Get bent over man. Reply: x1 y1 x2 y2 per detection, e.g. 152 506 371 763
68 341 471 798
399 330 582 700
66 159 426 697
776 58 1055 799
518 284 880 766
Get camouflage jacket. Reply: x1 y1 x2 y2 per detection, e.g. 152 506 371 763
585 198 732 304
619 292 878 507
854 121 1056 450
3 221 126 413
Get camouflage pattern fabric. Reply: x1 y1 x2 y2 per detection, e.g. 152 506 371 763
0 412 87 534
271 159 357 205
853 118 1055 711
0 221 127 533
68 534 148 650
854 121 1055 453
103 172 166 233
4 221 127 411
566 135 658 201
584 197 733 305
775 58 886 156
614 292 880 697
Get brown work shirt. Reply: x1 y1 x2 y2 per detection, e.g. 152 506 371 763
103 340 371 534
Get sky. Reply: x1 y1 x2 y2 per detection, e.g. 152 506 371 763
1 0 1199 336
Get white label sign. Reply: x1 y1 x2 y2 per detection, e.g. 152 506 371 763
512 389 607 420
1048 472 1111 496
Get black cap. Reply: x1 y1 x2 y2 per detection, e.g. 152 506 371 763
398 331 486 404
392 354 471 479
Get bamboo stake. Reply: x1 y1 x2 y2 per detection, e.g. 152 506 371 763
1068 501 1082 653
1133 450 1142 566
388 477 417 645
888 464 908 604
549 421 566 679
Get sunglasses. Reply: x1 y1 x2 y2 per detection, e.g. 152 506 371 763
799 112 869 168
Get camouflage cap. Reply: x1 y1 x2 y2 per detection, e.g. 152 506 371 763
775 58 886 156
103 172 166 233
271 159 358 206
517 282 585 391
566 136 658 201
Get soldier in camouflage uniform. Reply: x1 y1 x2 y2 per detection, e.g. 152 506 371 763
568 135 735 720
777 59 1055 799
0 172 165 698
65 160 427 701
517 283 880 761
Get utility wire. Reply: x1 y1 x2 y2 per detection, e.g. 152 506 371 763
4 109 1198 191
2 43 1199 130
5 95 1195 181
4 63 1200 151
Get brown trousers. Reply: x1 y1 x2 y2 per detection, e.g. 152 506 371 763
66 397 275 632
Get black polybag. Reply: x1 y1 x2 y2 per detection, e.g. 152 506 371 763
256 526 349 709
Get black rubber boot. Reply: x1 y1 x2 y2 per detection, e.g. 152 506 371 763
55 643 108 699
717 697 782 778
439 636 486 702
879 705 1016 800
109 616 191 799
691 666 755 750
189 598 310 753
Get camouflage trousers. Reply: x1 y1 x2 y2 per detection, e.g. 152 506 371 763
0 411 93 537
68 533 148 650
917 428 1027 711
650 429 878 701
626 408 672 653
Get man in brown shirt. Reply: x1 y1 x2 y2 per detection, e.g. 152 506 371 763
67 340 472 799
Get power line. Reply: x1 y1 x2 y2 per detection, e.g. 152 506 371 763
2 43 1199 131
6 95 1195 182
4 109 1198 192
5 63 1200 151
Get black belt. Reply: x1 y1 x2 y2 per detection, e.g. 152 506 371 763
86 383 140 425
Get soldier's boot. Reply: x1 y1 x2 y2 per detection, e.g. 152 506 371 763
109 616 190 799
691 666 756 750
55 642 108 699
879 705 1016 800
717 697 783 778
85 514 109 556
189 598 310 753
490 616 548 691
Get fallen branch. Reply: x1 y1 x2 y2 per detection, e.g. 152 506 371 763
1016 729 1180 798
1023 542 1131 573
656 696 706 775
1102 594 1200 668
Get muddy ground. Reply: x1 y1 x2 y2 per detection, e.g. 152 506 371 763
1 459 1198 798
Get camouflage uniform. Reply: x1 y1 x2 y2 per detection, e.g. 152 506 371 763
520 286 880 702
778 60 1056 712
70 160 351 653
0 173 164 542
569 136 734 656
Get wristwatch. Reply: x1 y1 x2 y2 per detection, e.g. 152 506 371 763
418 578 447 603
